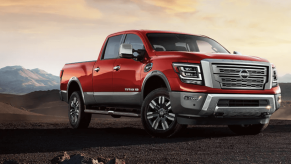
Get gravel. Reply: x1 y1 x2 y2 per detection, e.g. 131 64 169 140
1 119 291 163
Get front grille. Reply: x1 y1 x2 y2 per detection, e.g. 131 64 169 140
219 69 265 74
212 64 268 90
217 99 269 107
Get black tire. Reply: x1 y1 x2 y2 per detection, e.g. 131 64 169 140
228 123 269 135
111 115 121 118
141 88 187 137
68 91 92 129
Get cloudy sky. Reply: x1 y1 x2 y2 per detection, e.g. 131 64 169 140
0 0 290 76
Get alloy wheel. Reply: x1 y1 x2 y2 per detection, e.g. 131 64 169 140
70 97 79 124
146 96 175 131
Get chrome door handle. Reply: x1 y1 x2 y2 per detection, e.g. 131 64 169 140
94 67 100 72
113 66 120 70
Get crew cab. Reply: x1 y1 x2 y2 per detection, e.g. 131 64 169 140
59 30 281 137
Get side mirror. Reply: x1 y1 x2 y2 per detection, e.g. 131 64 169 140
119 43 134 58
233 51 242 55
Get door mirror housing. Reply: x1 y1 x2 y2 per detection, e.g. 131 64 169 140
233 51 242 55
119 43 134 58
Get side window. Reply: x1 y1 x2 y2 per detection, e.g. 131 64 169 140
124 34 144 57
103 35 123 59
196 40 217 53
175 42 190 51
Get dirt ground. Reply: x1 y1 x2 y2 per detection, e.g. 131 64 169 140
1 116 291 164
0 88 290 163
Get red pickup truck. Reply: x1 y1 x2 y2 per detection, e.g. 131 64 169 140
60 30 281 137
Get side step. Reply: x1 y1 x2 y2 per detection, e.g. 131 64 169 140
84 109 140 117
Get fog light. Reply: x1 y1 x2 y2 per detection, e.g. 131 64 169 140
266 105 271 110
181 79 203 85
184 95 202 101
278 95 281 103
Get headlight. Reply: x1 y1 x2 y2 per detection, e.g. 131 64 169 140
272 67 278 87
172 63 203 85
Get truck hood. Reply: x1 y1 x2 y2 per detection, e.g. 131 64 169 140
155 51 269 63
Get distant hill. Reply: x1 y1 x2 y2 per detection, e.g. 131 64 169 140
0 90 110 118
0 90 68 116
279 74 291 83
0 102 41 115
279 83 291 101
0 66 59 94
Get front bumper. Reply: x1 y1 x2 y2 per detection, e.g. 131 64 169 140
170 92 281 125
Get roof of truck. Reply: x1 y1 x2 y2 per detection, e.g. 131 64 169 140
110 29 204 37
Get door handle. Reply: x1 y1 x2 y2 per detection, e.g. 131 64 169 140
94 67 100 72
113 66 120 71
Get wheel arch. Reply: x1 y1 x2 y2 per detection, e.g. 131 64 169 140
141 71 171 101
67 77 85 103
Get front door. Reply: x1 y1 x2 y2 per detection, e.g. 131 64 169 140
112 34 145 106
93 34 123 104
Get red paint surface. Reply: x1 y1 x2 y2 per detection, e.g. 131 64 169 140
113 58 143 92
60 61 95 92
93 59 116 92
60 30 280 95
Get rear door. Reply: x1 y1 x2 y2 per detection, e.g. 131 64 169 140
93 34 123 104
112 34 145 106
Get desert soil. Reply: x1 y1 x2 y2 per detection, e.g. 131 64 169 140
0 85 290 163
1 116 291 163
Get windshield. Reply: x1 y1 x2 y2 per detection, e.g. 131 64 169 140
147 33 229 53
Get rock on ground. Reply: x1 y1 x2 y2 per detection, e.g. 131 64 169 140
50 152 125 164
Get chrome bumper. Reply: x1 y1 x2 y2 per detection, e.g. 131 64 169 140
170 92 280 125
197 94 276 117
170 92 281 121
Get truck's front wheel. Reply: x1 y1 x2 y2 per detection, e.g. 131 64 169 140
228 123 268 135
68 91 92 129
141 88 186 137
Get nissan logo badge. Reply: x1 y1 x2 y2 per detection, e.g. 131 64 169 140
239 69 249 79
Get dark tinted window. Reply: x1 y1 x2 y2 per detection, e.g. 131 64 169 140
147 33 229 53
103 35 123 59
124 34 144 57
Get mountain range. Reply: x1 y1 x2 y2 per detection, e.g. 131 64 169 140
0 66 59 95
279 74 291 83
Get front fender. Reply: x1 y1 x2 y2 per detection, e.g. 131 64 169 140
141 70 172 101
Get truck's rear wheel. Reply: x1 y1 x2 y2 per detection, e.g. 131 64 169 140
228 123 268 135
68 91 92 129
141 88 186 137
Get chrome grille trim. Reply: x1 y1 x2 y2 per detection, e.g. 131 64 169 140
213 64 267 75
213 64 267 89
201 59 272 90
